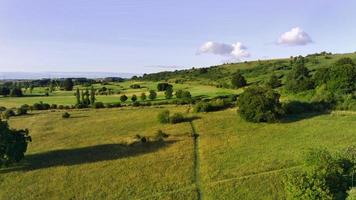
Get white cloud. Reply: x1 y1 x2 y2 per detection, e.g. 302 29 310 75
277 27 312 46
197 41 250 60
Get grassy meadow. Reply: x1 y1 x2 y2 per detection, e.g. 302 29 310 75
0 106 199 200
1 105 356 199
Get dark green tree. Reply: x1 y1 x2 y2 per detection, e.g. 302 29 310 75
237 86 283 122
140 93 147 101
149 90 157 100
0 120 31 167
131 94 137 102
63 78 74 91
120 95 128 102
285 64 314 93
90 86 96 105
10 88 23 97
75 88 81 105
165 86 173 99
266 74 282 89
231 71 247 89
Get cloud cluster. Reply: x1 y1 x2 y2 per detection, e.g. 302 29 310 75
277 27 312 46
197 41 250 60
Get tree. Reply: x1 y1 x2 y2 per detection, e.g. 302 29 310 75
131 95 137 102
63 78 74 91
0 87 10 96
10 88 23 97
157 110 170 123
149 90 157 100
75 88 81 105
237 86 283 122
327 63 356 94
140 93 147 101
266 74 282 89
165 86 173 99
157 83 172 91
175 90 183 98
0 120 31 167
120 95 128 102
90 86 96 105
231 71 247 89
313 68 330 86
285 64 314 93
181 91 191 99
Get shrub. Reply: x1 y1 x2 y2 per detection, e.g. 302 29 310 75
120 95 128 102
237 86 283 122
231 71 247 88
265 74 282 88
92 102 105 109
130 84 140 89
62 112 70 118
327 63 356 94
165 86 173 99
169 113 185 124
158 110 170 124
284 149 353 200
10 88 23 97
157 83 172 91
132 101 140 107
131 94 137 102
50 104 58 109
0 120 31 167
140 93 147 101
155 130 169 140
148 90 157 100
58 105 64 109
194 99 230 112
285 64 314 93
1 109 15 119
16 107 28 116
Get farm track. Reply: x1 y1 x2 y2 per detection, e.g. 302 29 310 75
190 121 203 200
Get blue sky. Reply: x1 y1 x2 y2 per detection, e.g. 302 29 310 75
0 0 355 73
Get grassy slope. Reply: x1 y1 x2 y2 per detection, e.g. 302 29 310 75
0 107 198 200
194 109 356 199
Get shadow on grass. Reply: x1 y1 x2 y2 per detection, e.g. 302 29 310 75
0 140 175 173
280 111 330 123
280 100 332 123
183 116 201 122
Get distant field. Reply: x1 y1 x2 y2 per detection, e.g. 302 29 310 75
1 106 356 199
0 82 240 108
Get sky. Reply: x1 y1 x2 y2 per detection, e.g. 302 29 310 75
0 0 355 74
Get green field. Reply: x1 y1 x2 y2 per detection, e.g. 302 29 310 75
0 81 240 108
1 105 355 199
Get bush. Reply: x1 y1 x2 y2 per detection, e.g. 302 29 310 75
285 64 314 93
92 102 105 109
149 90 157 100
157 83 172 91
0 120 31 167
50 104 58 109
155 130 169 141
120 95 128 102
193 99 230 112
32 102 50 110
130 84 140 89
284 148 353 200
16 107 28 116
237 86 283 122
169 113 185 124
265 74 282 88
231 71 247 88
1 109 15 119
10 88 23 97
158 110 170 124
132 101 140 107
58 105 64 109
131 94 137 102
62 112 70 118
